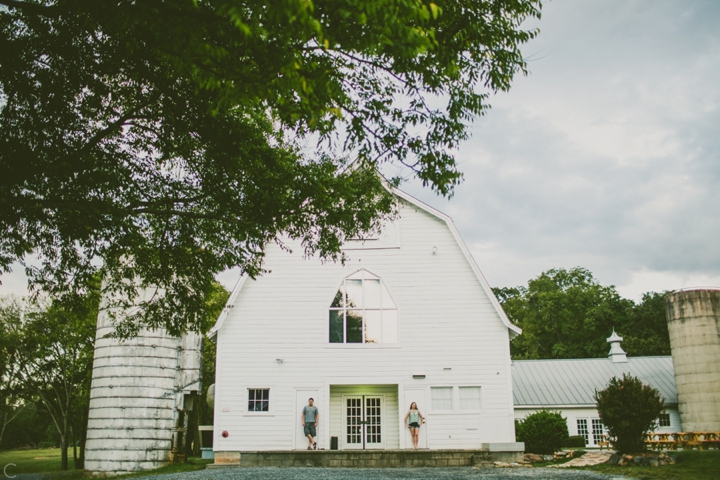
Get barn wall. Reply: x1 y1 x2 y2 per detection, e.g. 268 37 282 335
213 200 516 451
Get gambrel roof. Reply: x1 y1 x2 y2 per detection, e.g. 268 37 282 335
209 184 521 339
512 356 678 408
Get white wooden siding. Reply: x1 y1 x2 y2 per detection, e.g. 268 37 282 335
214 201 516 450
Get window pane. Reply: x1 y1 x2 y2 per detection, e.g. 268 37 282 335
345 280 363 309
576 419 589 443
459 387 481 411
381 283 395 308
591 418 604 444
382 310 398 343
364 310 382 343
658 413 671 427
431 387 453 410
331 287 344 308
248 389 269 412
346 310 363 343
364 279 382 308
329 310 343 343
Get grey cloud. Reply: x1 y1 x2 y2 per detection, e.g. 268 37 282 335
399 0 720 293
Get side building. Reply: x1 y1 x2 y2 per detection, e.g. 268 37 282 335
512 332 680 447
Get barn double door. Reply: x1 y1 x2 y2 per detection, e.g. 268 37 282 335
343 395 384 449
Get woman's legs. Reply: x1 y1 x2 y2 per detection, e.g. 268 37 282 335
411 428 419 449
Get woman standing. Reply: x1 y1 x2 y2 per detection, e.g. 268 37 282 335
404 402 425 450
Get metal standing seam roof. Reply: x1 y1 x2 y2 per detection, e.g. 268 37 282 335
511 356 677 407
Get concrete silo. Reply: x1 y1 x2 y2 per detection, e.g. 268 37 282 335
84 287 202 475
666 288 720 431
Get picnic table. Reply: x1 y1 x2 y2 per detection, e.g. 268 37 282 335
642 431 720 450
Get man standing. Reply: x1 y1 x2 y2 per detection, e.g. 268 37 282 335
301 398 319 450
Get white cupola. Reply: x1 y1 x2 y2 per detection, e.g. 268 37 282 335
606 329 628 363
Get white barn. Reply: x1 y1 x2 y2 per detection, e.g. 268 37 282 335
209 187 522 455
512 333 681 447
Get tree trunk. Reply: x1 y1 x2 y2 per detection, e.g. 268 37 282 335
78 405 89 469
0 410 7 450
60 412 69 470
60 433 68 470
72 426 79 469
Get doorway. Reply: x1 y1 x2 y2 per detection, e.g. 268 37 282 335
403 388 428 449
342 395 385 449
295 389 320 450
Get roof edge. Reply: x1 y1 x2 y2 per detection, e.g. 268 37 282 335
386 183 521 336
208 274 248 340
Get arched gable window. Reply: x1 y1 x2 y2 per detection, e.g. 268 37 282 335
329 269 398 344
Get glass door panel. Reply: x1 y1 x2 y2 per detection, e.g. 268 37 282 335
346 397 362 446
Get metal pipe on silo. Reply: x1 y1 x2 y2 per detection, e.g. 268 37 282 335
666 288 720 432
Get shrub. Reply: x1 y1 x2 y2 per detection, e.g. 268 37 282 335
38 441 56 448
564 435 586 448
595 373 664 454
515 410 569 454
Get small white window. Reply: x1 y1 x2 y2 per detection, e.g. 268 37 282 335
431 387 453 411
248 389 269 412
658 413 671 427
459 387 482 411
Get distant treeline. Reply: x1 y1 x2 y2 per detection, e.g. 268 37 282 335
0 281 228 465
493 267 670 360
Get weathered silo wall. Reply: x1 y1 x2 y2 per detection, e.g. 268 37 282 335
84 288 202 475
666 288 720 431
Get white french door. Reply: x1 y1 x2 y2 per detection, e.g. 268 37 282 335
342 395 384 449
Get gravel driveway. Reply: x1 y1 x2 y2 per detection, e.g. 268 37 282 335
134 467 631 480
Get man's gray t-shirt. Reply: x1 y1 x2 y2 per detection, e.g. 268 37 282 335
302 405 318 423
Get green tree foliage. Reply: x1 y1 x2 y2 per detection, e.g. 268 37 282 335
493 267 671 359
0 0 541 335
0 297 25 450
200 282 230 426
622 292 671 356
595 374 664 454
515 410 569 454
0 401 56 449
13 283 99 470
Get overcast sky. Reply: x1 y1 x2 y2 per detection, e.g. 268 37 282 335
386 0 720 299
3 1 719 302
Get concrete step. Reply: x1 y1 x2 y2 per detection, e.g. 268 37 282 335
210 449 523 468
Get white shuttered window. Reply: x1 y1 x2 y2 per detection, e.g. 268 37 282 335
459 386 482 411
431 387 453 411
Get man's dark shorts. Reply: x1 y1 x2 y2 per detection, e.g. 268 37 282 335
304 425 317 437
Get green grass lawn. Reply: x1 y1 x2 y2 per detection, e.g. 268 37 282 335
581 450 720 480
0 448 68 476
0 448 211 479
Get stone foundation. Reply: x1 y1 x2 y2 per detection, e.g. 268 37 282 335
209 449 523 468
